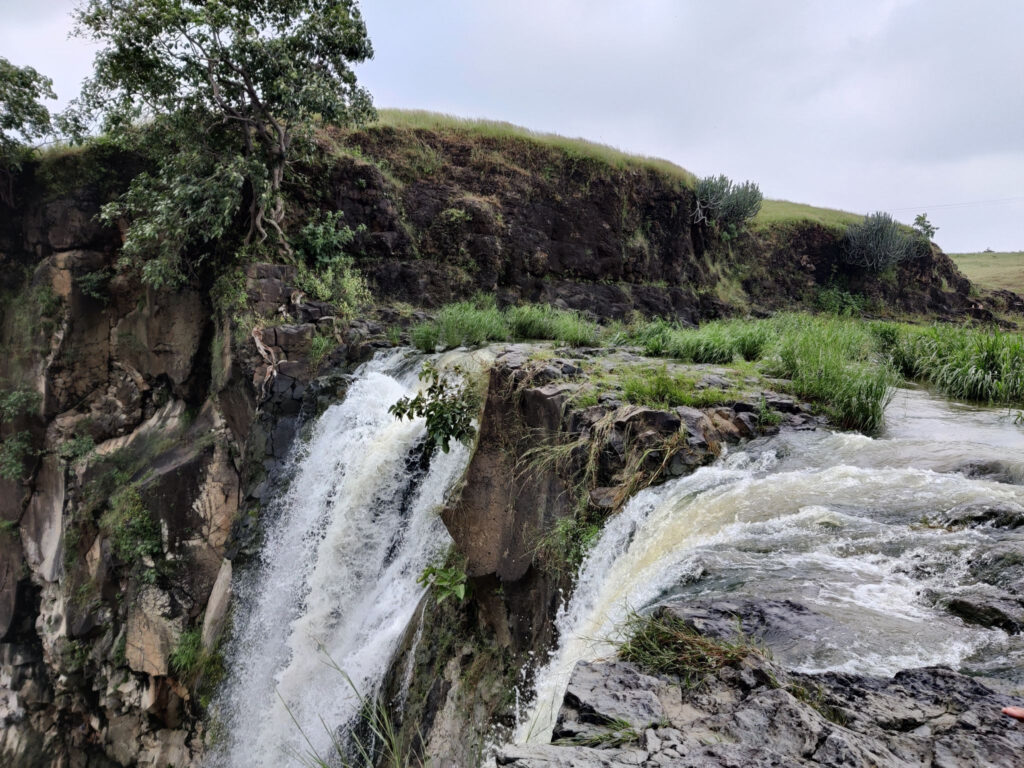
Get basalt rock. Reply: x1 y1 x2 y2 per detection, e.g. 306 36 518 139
499 603 1024 767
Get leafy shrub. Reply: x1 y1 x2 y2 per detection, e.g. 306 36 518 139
417 564 467 604
816 285 867 316
58 434 96 462
913 213 938 241
294 255 370 316
842 212 916 271
293 210 363 266
389 362 480 453
0 431 33 481
0 388 40 421
693 174 763 228
75 268 113 304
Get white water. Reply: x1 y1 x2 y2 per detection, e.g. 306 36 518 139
210 349 481 767
516 387 1024 744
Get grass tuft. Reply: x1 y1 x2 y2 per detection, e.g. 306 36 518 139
618 609 755 687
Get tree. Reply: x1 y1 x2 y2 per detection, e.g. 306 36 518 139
0 57 55 206
71 0 375 288
912 213 938 241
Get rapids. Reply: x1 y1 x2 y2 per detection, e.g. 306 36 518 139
515 387 1024 744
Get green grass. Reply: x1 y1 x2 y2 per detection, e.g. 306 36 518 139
410 300 598 351
506 304 598 346
620 366 738 409
755 200 864 233
879 323 1024 404
618 609 756 687
949 251 1024 293
99 485 162 562
625 315 897 434
371 109 697 186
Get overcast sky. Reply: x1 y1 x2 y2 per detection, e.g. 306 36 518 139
3 0 1022 253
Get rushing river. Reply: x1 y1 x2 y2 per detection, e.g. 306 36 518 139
516 387 1024 744
208 349 479 768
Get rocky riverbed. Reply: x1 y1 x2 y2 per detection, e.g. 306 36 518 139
498 600 1024 767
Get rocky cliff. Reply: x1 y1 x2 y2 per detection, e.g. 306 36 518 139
0 121 998 767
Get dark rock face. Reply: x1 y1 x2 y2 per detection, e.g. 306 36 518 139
499 601 1024 767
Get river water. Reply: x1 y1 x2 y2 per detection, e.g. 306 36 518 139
516 387 1024 743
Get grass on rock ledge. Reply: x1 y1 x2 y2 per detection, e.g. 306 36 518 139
414 300 1024 436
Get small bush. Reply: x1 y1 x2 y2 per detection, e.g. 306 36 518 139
816 285 866 316
842 212 915 271
416 563 467 604
0 431 33 481
389 362 480 453
294 255 370 316
100 485 162 562
693 175 763 228
293 210 364 266
58 434 96 462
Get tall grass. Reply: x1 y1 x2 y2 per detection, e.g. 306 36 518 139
618 609 755 687
506 304 598 346
626 314 897 434
767 314 898 434
411 301 597 352
878 324 1024 405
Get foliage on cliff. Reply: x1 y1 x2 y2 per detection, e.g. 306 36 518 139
0 57 55 206
69 0 375 287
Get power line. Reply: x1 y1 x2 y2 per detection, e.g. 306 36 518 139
888 196 1024 212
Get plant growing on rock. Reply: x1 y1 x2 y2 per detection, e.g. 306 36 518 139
69 0 376 287
913 212 938 241
416 563 468 604
842 212 916 271
389 362 479 453
693 174 762 231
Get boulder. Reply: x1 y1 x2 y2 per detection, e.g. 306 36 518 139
125 587 183 677
201 559 232 651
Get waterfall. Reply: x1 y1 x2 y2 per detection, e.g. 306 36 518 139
515 387 1024 744
209 349 480 767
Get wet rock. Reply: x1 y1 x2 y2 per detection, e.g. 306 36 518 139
556 661 667 736
503 600 1024 767
933 501 1024 530
201 559 232 651
943 595 1024 633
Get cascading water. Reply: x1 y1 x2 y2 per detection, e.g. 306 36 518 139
209 348 481 767
515 387 1024 744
